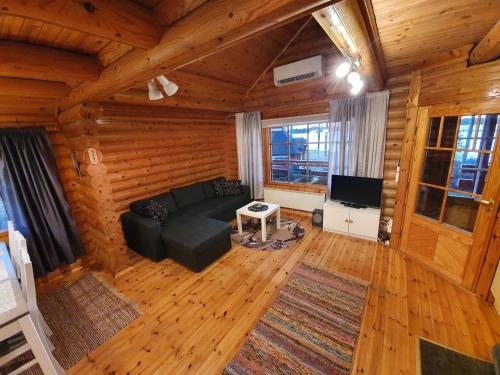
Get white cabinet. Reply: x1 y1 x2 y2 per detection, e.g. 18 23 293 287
323 199 380 241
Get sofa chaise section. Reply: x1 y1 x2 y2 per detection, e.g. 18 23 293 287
120 178 251 271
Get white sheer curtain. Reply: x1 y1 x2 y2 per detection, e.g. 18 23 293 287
235 112 264 199
327 91 390 191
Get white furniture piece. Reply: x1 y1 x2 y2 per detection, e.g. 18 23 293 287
0 241 63 375
236 201 281 242
8 224 53 339
323 199 380 241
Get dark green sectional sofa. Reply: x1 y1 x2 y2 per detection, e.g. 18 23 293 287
121 177 251 272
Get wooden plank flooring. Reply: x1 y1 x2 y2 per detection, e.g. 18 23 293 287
41 210 499 374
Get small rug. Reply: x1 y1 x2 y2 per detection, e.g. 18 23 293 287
1 273 141 374
418 338 494 375
223 262 369 375
231 217 305 250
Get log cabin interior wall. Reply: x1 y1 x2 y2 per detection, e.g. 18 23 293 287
56 103 238 274
0 0 498 284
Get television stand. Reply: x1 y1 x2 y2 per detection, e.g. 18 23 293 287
323 199 380 241
340 202 368 209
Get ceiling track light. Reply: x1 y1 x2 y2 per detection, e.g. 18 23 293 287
157 75 179 97
148 79 164 101
147 75 179 101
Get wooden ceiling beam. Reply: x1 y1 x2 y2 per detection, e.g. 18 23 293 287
469 20 500 65
357 0 387 80
245 16 313 97
0 77 71 98
313 0 384 91
0 0 161 49
94 102 230 121
110 89 242 112
60 0 337 111
0 42 102 83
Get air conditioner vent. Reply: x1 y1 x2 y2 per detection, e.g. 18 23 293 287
273 55 323 87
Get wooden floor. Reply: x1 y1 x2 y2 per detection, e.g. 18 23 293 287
41 210 500 374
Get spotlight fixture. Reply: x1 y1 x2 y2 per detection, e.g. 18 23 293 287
157 75 179 97
347 71 361 85
335 61 351 78
147 79 164 100
350 79 364 95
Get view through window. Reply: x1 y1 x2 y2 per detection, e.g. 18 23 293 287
0 196 8 232
269 121 330 185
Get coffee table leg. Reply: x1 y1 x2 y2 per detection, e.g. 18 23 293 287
261 218 267 242
276 209 281 229
237 213 243 235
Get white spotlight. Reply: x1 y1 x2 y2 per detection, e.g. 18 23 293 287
335 62 351 78
347 71 361 85
350 79 364 95
148 79 164 100
157 75 179 97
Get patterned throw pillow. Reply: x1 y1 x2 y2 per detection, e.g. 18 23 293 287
222 179 242 196
212 177 227 197
140 200 168 224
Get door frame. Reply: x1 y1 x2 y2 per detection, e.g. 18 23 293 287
401 100 500 293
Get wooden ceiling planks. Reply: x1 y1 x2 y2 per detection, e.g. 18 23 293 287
244 20 347 112
370 0 500 75
0 0 161 49
0 15 108 55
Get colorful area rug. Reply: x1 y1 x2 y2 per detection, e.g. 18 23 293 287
223 262 369 375
231 217 305 250
1 273 141 374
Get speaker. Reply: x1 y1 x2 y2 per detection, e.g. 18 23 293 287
312 209 323 227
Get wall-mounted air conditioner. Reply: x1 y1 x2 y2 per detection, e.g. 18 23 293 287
273 55 324 87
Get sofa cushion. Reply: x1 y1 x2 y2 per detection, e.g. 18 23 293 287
171 182 206 208
140 200 169 224
179 198 221 218
201 176 224 198
130 193 178 215
161 215 231 255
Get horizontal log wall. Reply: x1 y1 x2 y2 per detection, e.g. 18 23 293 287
99 117 238 214
57 105 237 275
383 74 411 219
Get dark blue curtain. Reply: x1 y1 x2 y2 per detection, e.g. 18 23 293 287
0 127 84 277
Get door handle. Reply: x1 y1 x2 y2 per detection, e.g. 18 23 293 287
474 198 495 206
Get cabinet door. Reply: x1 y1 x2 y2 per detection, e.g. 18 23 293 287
349 209 379 239
324 205 350 233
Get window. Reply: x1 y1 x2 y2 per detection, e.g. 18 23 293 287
268 119 330 185
0 196 8 232
415 113 499 232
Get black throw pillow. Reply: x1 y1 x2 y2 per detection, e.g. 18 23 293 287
140 200 168 224
212 177 227 197
222 179 242 196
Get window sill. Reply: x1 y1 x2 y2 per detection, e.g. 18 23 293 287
264 182 327 194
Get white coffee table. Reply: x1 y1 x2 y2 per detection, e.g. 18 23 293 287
236 201 281 242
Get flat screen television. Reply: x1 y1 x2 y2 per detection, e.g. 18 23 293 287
330 175 383 208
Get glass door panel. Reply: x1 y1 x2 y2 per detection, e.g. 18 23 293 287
415 113 499 232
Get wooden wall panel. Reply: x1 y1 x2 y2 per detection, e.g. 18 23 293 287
382 74 411 219
97 117 238 214
55 103 238 275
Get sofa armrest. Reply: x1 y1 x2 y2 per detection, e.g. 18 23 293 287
120 211 166 262
240 184 251 200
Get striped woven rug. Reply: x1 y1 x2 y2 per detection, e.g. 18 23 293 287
223 262 369 375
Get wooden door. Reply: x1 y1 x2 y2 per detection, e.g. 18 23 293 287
401 102 500 290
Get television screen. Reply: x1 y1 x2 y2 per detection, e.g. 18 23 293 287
330 175 383 208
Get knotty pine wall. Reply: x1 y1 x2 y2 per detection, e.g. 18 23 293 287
98 117 238 214
56 104 238 275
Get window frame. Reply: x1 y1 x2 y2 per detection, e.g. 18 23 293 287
263 114 330 192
